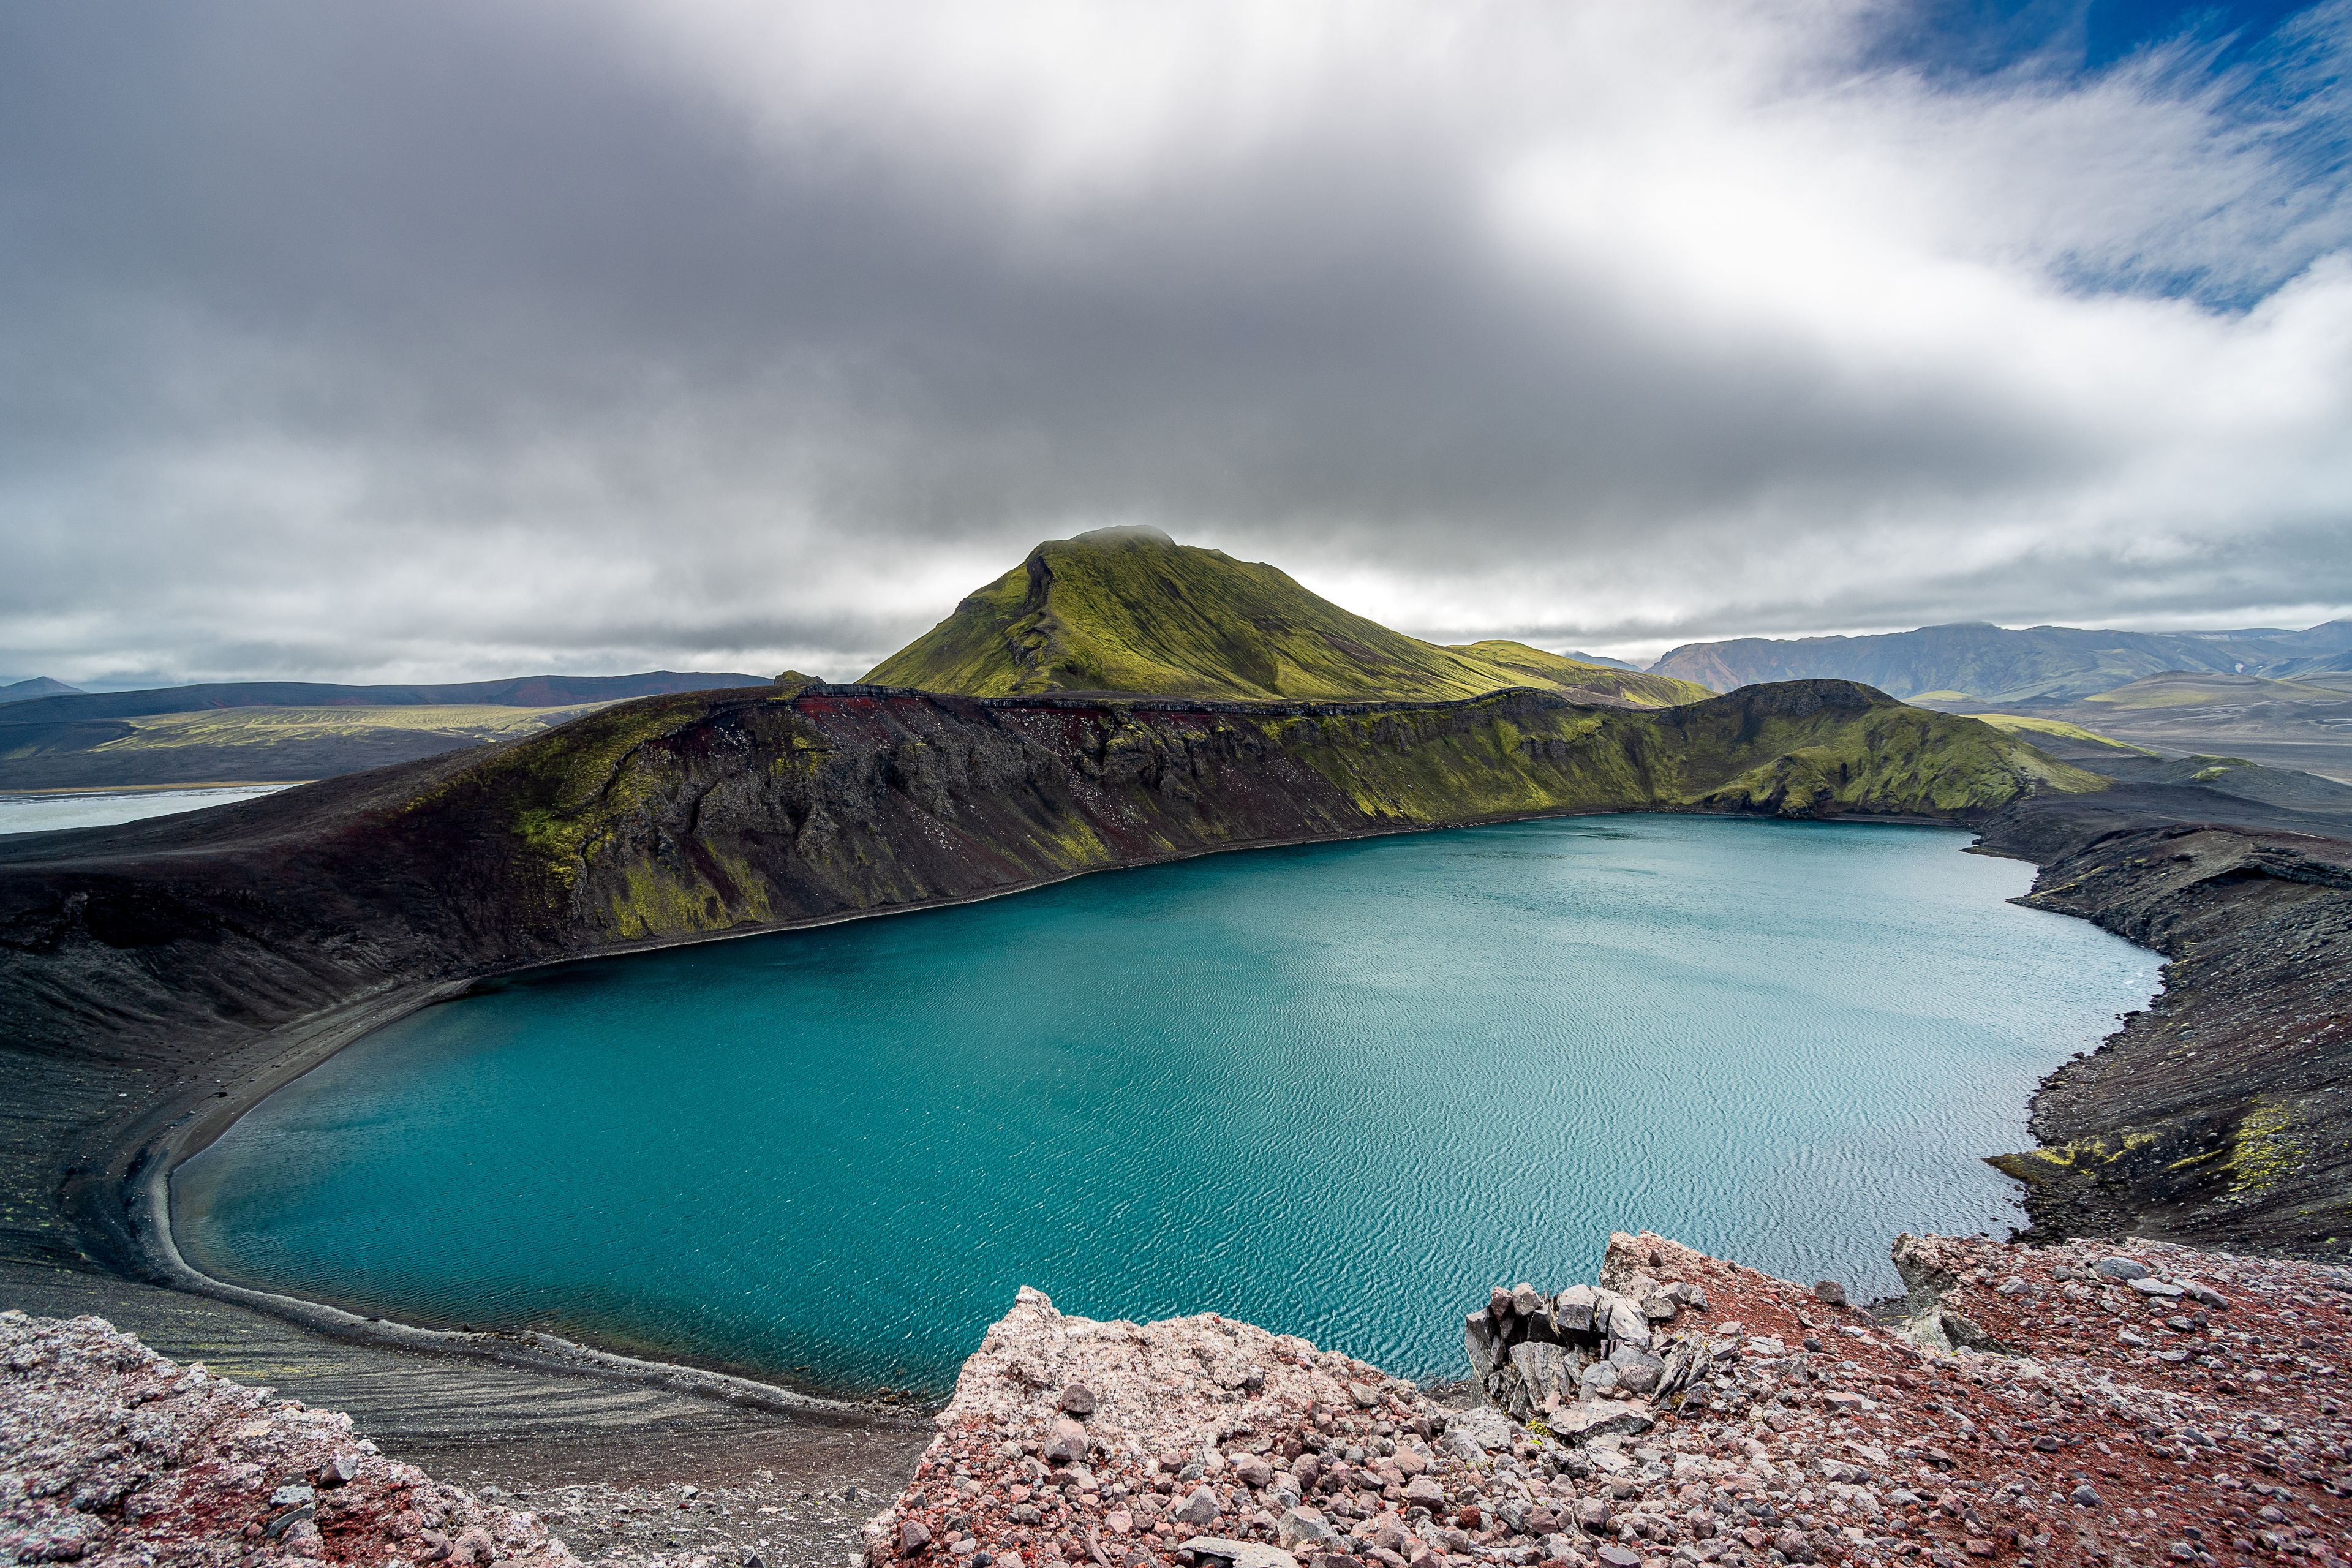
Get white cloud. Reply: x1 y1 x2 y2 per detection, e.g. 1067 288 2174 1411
0 0 2346 682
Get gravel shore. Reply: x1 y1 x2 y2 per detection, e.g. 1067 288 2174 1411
0 1262 929 1568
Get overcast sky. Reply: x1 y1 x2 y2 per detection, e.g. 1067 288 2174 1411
4 0 2349 686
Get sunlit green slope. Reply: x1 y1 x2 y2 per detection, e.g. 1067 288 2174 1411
864 527 1705 706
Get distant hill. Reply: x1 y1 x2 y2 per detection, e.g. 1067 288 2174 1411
0 670 767 727
0 670 769 793
0 677 83 705
865 527 1710 707
1441 641 1713 709
1649 621 2347 703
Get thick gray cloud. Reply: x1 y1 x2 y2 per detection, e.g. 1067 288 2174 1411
2 0 2348 685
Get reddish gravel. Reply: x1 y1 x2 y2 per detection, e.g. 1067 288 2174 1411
863 1233 2352 1568
0 1310 577 1567
9 1230 2350 1568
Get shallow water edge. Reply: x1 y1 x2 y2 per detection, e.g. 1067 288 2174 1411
165 813 2158 1401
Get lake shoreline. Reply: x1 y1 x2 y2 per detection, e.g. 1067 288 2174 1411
6 676 2347 1474
149 807 2107 1405
127 805 1634 1408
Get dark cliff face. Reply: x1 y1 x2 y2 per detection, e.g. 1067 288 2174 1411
0 678 2082 1063
1973 810 2352 1260
0 678 2079 1271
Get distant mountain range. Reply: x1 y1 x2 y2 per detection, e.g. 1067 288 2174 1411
0 677 84 704
0 671 767 724
0 671 768 793
1650 620 2352 703
864 527 1711 709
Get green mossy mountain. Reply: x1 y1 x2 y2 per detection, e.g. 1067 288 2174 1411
0 678 2098 1004
477 681 2096 943
864 527 1709 707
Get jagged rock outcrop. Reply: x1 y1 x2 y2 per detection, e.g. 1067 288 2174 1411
865 1231 2352 1568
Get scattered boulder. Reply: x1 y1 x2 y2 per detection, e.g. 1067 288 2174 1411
860 1229 2351 1568
0 1311 575 1568
1277 1506 1332 1548
1812 1280 1849 1308
1604 1346 1665 1395
1550 1284 1599 1335
1043 1417 1088 1465
1442 1405 1511 1455
1058 1382 1098 1416
1550 1400 1654 1443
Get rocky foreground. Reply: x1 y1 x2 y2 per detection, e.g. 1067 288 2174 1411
864 1233 2352 1568
0 1309 576 1567
9 1232 2352 1568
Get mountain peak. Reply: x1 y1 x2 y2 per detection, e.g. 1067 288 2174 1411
0 676 85 705
866 533 1709 707
1056 524 1176 549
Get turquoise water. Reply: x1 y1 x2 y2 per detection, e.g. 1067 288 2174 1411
175 816 2157 1397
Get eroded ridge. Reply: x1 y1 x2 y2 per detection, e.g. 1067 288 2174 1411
865 1233 2352 1568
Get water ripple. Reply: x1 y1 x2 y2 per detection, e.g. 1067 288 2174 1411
174 816 2157 1397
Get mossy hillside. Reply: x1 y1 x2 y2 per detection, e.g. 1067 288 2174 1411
1575 687 2105 818
1443 641 1713 709
82 703 605 753
2084 671 2347 709
398 690 812 913
1970 714 2155 755
390 679 2089 948
864 527 1703 706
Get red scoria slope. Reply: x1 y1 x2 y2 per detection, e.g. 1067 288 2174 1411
865 1234 2352 1568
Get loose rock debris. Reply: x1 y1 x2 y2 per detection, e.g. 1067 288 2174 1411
0 1309 574 1567
862 1233 2352 1568
10 1229 2352 1568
